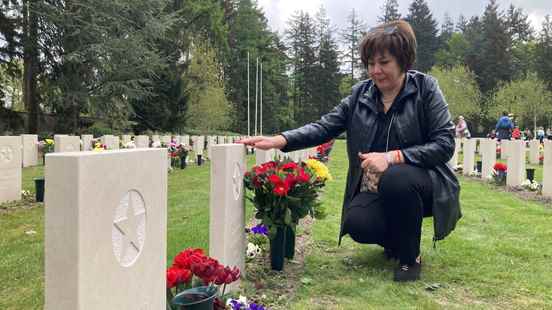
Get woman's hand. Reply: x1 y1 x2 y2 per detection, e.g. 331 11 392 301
359 152 389 173
237 135 287 150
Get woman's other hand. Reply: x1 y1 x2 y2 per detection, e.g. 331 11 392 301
359 152 389 173
237 135 287 150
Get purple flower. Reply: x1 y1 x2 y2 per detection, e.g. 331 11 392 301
229 300 245 310
248 303 266 310
250 224 268 236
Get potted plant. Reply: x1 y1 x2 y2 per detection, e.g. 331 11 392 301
167 248 240 310
492 162 507 185
244 158 331 270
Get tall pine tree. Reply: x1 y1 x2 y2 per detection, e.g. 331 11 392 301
535 15 552 90
405 0 439 72
340 9 365 86
378 0 401 23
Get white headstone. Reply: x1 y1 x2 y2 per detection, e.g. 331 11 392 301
448 138 460 168
151 135 160 143
45 149 167 310
256 149 275 166
194 136 204 156
81 135 93 151
54 135 80 153
480 139 496 179
161 135 171 146
500 140 510 160
113 136 120 150
0 136 22 203
207 136 216 159
542 140 552 197
209 144 246 292
506 140 525 187
122 135 132 145
21 134 38 167
101 135 119 150
462 139 476 175
135 135 149 148
181 135 189 146
529 140 540 165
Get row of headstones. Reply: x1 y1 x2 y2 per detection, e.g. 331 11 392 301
0 135 246 204
449 138 552 197
43 144 314 309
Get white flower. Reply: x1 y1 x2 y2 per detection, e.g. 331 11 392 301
246 243 260 258
238 295 248 305
521 179 531 187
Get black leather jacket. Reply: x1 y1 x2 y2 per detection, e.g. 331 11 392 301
281 70 461 244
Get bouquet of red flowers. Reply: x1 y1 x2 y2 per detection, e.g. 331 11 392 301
315 140 335 163
166 248 240 310
243 159 331 237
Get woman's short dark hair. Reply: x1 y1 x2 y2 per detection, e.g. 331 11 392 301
359 20 417 72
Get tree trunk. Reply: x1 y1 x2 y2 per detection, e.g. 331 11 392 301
22 0 40 133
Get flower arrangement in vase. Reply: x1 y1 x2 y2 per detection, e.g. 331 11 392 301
243 158 331 270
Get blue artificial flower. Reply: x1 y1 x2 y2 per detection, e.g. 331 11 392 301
251 224 268 236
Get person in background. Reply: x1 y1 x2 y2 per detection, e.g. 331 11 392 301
523 129 533 141
455 116 470 138
239 20 460 282
495 111 513 141
536 127 545 143
512 126 521 140
547 128 552 140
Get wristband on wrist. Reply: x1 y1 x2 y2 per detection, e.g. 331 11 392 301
395 150 402 163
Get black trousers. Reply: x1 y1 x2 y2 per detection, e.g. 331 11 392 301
342 164 433 265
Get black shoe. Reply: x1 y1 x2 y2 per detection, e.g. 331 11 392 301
393 261 421 282
383 248 398 261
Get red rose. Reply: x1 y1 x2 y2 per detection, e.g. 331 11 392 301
296 168 310 183
284 173 297 189
173 248 205 270
177 268 192 284
268 174 282 185
273 184 289 196
281 162 298 170
166 267 180 288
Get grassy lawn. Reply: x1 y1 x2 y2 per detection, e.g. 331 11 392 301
1 141 551 309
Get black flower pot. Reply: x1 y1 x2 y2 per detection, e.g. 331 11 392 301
526 168 535 182
34 177 45 202
270 226 286 271
476 161 482 173
284 226 296 259
197 154 203 166
171 286 217 310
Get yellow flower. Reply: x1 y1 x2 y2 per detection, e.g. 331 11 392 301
45 139 54 145
305 159 332 181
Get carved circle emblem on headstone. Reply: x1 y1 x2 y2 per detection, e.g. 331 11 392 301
0 146 14 163
112 190 146 267
232 162 242 200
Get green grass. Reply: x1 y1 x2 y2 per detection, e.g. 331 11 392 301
1 142 552 309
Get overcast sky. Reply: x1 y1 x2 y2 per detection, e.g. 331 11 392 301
257 0 551 35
